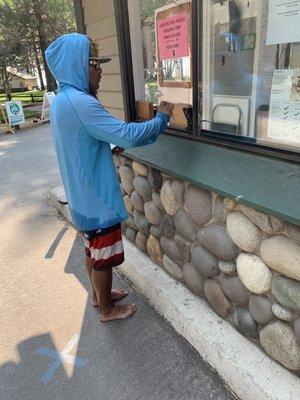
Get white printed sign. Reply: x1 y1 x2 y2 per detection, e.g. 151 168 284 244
266 0 300 45
268 69 300 145
41 91 56 123
45 91 56 106
5 100 25 126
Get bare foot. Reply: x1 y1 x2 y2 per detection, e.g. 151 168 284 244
100 303 137 322
111 289 129 301
92 295 99 308
92 289 128 307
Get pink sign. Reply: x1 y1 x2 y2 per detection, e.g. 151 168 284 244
157 12 189 61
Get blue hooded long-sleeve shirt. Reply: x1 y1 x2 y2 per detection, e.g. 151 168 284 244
45 33 169 231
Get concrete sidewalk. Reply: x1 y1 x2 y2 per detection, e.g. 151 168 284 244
0 126 234 399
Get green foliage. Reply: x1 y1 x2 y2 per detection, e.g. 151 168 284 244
139 0 174 79
0 90 45 103
0 1 24 96
139 0 174 27
147 82 158 103
0 0 76 93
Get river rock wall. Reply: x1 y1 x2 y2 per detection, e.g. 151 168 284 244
115 155 300 372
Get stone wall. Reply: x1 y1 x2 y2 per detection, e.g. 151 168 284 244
114 154 300 373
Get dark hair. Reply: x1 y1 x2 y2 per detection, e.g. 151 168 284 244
89 86 97 98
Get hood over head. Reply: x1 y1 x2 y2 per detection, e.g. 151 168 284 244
45 33 89 92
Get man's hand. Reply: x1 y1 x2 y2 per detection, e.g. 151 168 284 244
158 101 174 117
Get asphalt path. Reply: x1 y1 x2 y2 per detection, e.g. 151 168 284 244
0 125 234 400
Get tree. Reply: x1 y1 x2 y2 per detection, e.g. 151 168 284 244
0 7 23 99
0 0 45 90
0 41 17 99
0 0 76 91
139 0 174 27
139 0 174 79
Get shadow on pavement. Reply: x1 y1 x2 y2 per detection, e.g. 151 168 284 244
0 334 70 400
45 225 68 259
1 232 234 400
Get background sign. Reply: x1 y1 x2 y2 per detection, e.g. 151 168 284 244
267 0 300 45
5 100 25 126
241 34 256 51
157 12 189 60
45 91 56 106
268 69 300 145
41 91 56 123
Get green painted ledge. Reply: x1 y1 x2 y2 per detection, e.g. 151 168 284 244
124 134 300 227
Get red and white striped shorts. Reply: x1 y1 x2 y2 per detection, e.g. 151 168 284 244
83 223 124 271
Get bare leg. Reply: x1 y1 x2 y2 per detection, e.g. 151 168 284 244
92 268 136 322
85 256 129 306
85 256 98 306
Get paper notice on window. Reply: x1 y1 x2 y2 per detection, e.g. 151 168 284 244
266 0 300 45
268 69 300 145
157 12 189 60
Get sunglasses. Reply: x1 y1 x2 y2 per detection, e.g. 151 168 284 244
89 59 102 71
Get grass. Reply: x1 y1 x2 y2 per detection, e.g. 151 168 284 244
0 90 45 103
24 109 40 119
0 90 44 124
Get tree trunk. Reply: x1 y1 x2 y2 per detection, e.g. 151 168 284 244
33 42 45 90
0 67 5 95
38 29 56 91
34 3 56 92
3 66 11 101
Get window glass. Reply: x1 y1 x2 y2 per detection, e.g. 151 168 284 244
201 0 300 150
131 0 193 130
161 58 191 83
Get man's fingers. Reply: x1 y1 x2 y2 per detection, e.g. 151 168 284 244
158 101 174 117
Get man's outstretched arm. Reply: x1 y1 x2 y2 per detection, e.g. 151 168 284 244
82 99 174 148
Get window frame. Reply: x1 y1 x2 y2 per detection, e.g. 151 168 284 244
115 0 300 163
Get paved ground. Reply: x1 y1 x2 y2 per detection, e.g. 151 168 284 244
0 126 234 400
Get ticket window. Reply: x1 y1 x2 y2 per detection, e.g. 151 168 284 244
201 0 300 151
131 0 193 131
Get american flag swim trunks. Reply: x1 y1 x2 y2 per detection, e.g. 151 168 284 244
83 223 124 271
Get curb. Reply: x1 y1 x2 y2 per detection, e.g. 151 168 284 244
120 239 300 400
49 187 73 223
49 186 300 400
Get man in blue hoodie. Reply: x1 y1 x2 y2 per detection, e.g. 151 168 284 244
45 33 173 322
